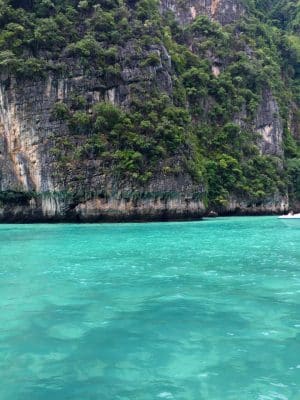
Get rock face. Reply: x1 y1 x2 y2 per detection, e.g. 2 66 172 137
0 0 292 221
255 89 283 157
0 78 58 194
160 0 245 25
0 73 206 222
221 194 288 215
234 88 284 157
0 189 206 222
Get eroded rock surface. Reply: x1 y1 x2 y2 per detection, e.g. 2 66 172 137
160 0 245 25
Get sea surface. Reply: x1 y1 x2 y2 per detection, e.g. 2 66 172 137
0 217 300 400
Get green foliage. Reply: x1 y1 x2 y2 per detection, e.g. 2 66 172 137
33 18 66 49
287 158 300 201
52 102 69 120
66 35 102 58
141 52 161 67
93 102 123 132
0 190 35 205
69 111 92 134
0 50 19 69
189 15 226 39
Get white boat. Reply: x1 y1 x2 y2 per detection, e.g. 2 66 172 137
278 213 300 226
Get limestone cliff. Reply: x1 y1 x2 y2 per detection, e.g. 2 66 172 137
0 73 206 221
160 0 244 25
0 0 297 221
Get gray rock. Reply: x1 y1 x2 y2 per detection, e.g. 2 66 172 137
159 0 245 25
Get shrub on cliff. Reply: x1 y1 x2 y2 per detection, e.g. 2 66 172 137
52 102 70 121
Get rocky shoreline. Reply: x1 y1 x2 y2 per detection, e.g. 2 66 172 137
0 195 289 223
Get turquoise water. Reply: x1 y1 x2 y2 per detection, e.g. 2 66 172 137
0 217 300 400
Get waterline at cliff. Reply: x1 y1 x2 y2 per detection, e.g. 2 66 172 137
0 191 289 223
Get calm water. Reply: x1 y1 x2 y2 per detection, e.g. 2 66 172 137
0 217 300 400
